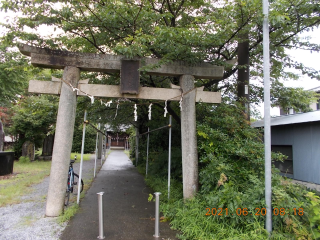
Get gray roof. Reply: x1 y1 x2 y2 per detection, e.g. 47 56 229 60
251 111 320 127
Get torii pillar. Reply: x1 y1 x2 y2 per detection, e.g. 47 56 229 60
46 66 80 216
180 75 198 198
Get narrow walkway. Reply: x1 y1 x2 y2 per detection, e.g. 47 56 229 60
60 150 178 240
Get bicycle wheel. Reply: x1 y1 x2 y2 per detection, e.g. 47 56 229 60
72 173 84 194
65 190 70 206
65 175 71 206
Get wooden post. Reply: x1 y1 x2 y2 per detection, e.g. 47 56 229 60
46 66 80 217
180 75 198 199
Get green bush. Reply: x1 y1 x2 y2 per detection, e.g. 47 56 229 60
147 147 182 180
71 123 97 153
143 101 316 239
305 192 320 238
10 95 58 158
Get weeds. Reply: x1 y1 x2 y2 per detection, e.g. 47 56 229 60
58 204 79 224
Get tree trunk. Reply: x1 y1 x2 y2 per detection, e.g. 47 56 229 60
237 32 250 121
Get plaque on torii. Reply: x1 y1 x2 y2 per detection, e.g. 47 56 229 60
19 44 223 103
18 44 224 217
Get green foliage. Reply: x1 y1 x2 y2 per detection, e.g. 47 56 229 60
1 0 319 113
271 82 318 113
0 43 30 105
306 192 320 238
197 102 285 194
142 102 316 239
147 147 182 180
145 176 183 202
148 193 153 202
71 123 97 154
10 95 58 157
18 156 30 163
146 174 271 240
196 102 313 238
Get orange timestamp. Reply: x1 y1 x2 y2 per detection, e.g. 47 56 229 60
205 207 304 216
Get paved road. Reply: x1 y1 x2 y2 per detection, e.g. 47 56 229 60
60 150 178 240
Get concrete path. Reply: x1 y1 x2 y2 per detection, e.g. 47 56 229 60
60 150 178 240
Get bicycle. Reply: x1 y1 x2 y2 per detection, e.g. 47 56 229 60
65 156 84 206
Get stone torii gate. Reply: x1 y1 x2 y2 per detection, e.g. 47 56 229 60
19 44 224 217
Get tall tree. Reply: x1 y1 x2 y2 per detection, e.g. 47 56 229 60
10 95 58 156
0 0 319 118
0 43 30 105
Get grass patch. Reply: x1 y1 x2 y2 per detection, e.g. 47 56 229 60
0 161 51 207
58 204 80 224
70 152 91 161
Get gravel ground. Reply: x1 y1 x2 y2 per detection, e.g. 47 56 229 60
0 154 105 240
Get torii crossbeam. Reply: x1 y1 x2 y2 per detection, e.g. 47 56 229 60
19 44 224 217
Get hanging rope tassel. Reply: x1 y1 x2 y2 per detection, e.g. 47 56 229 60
114 101 119 119
179 96 183 112
105 100 112 107
179 89 183 112
69 82 79 95
164 100 168 117
87 94 95 104
134 104 138 121
148 103 153 120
